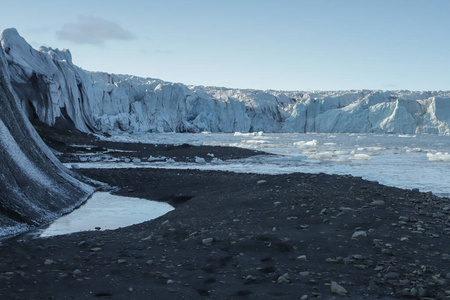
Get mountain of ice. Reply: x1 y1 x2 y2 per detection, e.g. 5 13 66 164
1 28 449 135
0 40 94 238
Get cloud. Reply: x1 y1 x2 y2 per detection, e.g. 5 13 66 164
56 16 135 45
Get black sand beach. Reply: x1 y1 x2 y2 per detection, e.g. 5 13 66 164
0 124 449 299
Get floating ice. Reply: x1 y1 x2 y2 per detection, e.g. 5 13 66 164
427 152 450 162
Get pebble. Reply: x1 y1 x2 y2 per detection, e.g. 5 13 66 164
384 272 399 279
301 295 308 300
257 180 268 185
277 273 290 284
370 200 385 206
90 247 102 252
202 238 214 246
351 231 367 238
296 255 307 261
331 281 348 295
44 259 55 265
72 269 82 276
117 259 127 264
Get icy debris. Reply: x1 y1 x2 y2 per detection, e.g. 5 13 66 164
211 157 223 164
194 156 206 164
293 140 318 149
427 152 450 162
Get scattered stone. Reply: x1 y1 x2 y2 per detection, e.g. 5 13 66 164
44 259 55 265
71 164 80 169
301 295 308 300
146 260 154 265
90 247 102 252
277 273 290 284
351 231 367 238
370 200 385 206
202 238 214 246
257 180 268 185
384 272 399 279
117 259 127 264
72 269 82 276
331 281 348 295
296 255 307 261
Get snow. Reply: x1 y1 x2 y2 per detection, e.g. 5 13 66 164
2 28 450 135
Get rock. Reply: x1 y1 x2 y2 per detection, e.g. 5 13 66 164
277 273 290 284
117 259 127 264
384 272 399 279
202 238 214 246
44 259 55 265
351 231 367 238
257 180 268 185
146 260 154 265
296 255 307 261
90 247 102 252
71 164 80 169
331 281 348 295
370 200 385 206
73 269 82 276
301 295 308 300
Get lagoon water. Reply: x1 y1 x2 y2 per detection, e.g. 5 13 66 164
40 192 174 237
74 132 450 197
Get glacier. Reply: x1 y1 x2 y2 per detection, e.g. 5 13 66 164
1 27 450 135
0 37 94 238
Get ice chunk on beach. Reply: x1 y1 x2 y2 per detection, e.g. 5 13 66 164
195 156 206 164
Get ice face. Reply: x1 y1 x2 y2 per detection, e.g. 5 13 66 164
2 28 450 135
0 38 94 238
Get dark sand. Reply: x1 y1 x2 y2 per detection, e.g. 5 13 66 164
0 123 449 299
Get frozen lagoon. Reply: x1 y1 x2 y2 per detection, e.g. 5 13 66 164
69 132 450 197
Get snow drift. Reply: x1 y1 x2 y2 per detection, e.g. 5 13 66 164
0 40 94 238
1 28 450 135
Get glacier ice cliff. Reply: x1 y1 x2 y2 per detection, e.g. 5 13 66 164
1 28 450 135
0 40 94 238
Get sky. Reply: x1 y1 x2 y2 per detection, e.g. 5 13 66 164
1 0 449 91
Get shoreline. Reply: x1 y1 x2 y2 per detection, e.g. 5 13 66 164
0 123 449 299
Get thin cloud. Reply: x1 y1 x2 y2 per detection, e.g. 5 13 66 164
56 16 135 45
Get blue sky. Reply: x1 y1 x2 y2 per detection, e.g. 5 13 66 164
1 0 449 91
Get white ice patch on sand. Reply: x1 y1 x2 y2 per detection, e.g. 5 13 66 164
40 192 173 237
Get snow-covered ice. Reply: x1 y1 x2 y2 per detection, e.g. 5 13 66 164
2 28 450 136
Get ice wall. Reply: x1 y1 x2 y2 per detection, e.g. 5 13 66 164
2 28 449 135
0 42 94 238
